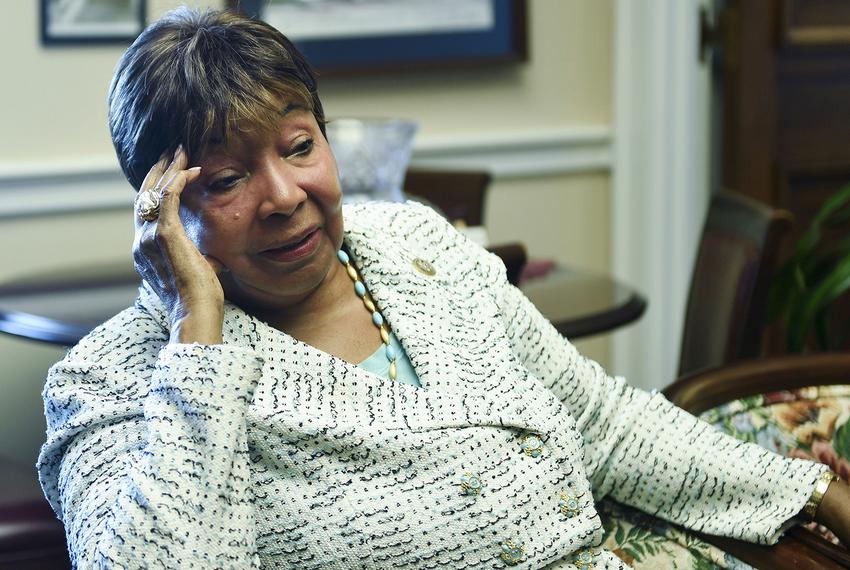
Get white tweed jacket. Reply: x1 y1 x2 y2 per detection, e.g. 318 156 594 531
38 202 824 569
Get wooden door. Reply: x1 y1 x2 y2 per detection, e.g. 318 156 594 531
718 0 850 228
715 0 850 352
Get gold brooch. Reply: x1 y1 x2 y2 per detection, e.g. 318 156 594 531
412 257 436 276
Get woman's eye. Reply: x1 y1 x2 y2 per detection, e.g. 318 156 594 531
208 175 242 192
290 138 314 158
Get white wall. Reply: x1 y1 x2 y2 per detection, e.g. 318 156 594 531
0 0 614 468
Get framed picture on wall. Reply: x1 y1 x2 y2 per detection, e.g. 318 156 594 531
227 0 527 75
41 0 146 45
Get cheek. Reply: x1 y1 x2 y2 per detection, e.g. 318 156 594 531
318 149 343 205
316 172 343 242
321 175 343 217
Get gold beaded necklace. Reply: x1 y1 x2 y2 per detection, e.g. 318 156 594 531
337 249 398 380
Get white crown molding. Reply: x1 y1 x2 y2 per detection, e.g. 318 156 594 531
411 126 612 178
0 126 611 220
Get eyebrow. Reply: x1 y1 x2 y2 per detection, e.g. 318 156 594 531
206 103 308 146
281 103 306 116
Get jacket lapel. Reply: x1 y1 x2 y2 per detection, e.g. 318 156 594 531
343 204 495 395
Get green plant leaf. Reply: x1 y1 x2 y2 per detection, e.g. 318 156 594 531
825 205 850 227
770 182 850 351
787 291 812 352
804 183 850 237
792 254 850 350
835 421 850 462
692 556 719 570
786 183 850 272
768 262 806 322
625 547 643 562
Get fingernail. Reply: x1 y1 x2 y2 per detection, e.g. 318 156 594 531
175 143 184 155
187 166 201 173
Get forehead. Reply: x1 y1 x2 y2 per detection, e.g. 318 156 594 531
198 104 316 159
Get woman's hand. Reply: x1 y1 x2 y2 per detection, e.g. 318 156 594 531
133 145 225 345
815 477 850 547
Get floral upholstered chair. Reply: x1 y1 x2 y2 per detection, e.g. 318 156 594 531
598 354 850 570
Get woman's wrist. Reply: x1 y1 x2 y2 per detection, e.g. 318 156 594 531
812 474 850 545
805 471 840 521
169 307 224 345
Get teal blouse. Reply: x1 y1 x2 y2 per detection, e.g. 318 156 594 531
356 332 421 388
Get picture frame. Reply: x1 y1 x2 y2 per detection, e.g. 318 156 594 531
227 0 527 76
40 0 146 45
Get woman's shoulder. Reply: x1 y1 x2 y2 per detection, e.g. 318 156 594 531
343 200 506 284
344 200 453 233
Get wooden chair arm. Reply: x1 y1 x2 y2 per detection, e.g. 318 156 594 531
697 526 850 569
663 353 850 414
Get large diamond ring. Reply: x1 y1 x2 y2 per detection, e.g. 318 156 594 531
136 188 161 222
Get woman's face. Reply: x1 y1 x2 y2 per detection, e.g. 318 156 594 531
179 104 343 312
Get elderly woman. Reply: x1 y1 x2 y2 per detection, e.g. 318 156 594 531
37 7 849 570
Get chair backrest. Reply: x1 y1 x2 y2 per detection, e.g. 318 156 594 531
403 168 491 227
486 243 527 286
678 192 793 376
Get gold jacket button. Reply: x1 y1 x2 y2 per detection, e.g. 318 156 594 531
459 471 484 496
412 257 436 276
519 433 544 458
572 548 601 569
500 539 525 566
559 492 582 519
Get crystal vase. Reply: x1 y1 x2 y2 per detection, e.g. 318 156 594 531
325 118 418 203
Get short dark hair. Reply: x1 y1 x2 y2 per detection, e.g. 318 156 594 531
108 7 325 190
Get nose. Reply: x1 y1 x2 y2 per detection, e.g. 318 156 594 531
255 156 308 219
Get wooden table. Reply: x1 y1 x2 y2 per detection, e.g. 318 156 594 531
0 262 646 346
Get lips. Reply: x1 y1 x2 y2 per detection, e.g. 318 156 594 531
258 227 322 263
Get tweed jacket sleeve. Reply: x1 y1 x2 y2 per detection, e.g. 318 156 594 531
492 261 827 545
37 310 264 569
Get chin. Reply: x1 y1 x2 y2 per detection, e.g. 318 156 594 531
222 256 335 311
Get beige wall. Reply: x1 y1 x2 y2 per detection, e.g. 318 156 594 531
0 0 612 468
2 0 224 165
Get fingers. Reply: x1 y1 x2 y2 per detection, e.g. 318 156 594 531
139 149 171 197
153 144 189 195
132 145 201 291
135 149 173 230
156 164 202 233
135 145 200 226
